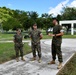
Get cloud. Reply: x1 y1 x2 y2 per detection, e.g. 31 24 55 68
48 0 76 17
7 3 12 6
68 0 76 7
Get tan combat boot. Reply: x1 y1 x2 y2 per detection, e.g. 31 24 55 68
31 57 36 61
38 58 41 63
21 57 25 61
16 57 19 62
57 62 62 69
48 60 55 64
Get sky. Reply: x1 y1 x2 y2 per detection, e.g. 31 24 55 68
0 0 76 17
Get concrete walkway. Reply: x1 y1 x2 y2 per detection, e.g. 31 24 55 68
0 39 76 75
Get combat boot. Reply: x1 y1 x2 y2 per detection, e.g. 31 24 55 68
57 62 62 69
48 60 55 64
38 58 41 63
21 57 25 61
16 57 19 62
31 57 36 61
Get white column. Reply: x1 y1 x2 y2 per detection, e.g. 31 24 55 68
71 23 74 35
59 21 62 25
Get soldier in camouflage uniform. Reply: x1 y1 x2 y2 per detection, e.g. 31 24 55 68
13 28 25 62
48 18 64 69
29 23 43 63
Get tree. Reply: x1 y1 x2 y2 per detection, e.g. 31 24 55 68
36 18 44 29
27 11 39 20
61 7 76 20
23 18 35 30
41 13 52 18
41 13 53 29
3 18 21 31
3 21 10 31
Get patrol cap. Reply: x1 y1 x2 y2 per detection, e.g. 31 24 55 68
33 23 37 26
52 17 59 22
16 28 21 32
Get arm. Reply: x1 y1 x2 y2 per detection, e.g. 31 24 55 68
56 25 64 36
40 33 43 39
39 30 43 39
13 39 15 43
48 32 63 37
55 32 64 36
48 32 55 37
29 31 32 38
13 35 16 43
22 35 25 44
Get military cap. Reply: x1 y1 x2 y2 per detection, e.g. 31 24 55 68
33 23 37 26
52 17 59 22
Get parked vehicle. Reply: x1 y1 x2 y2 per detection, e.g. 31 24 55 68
46 27 53 35
67 28 76 33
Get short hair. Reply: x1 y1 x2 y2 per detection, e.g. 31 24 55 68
33 23 37 26
16 28 21 31
52 18 59 22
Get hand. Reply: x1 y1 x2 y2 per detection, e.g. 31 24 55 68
48 33 51 36
40 34 43 39
48 33 55 37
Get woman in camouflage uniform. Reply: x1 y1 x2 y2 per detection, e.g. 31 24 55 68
13 28 25 62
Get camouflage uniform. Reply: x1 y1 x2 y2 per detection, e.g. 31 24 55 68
52 25 63 63
30 29 42 59
14 34 24 58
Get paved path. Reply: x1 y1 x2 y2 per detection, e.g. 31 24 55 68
0 39 76 75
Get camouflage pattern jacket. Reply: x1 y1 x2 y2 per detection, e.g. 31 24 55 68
30 29 41 45
14 34 23 47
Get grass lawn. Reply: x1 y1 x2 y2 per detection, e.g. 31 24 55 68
57 53 76 75
0 32 76 41
43 34 76 39
0 33 13 41
0 42 31 64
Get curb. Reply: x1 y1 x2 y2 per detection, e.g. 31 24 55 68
56 53 75 75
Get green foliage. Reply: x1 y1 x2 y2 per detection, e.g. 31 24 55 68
0 6 76 31
27 11 39 20
3 18 21 31
61 7 76 20
0 7 54 31
23 18 35 30
0 7 13 22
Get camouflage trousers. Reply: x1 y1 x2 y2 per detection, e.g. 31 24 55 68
51 43 63 62
14 43 23 58
31 43 41 58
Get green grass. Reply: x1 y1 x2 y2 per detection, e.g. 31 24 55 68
0 33 30 41
0 32 76 41
42 30 76 39
0 42 31 64
57 53 76 75
62 34 76 38
0 33 13 41
43 34 76 39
